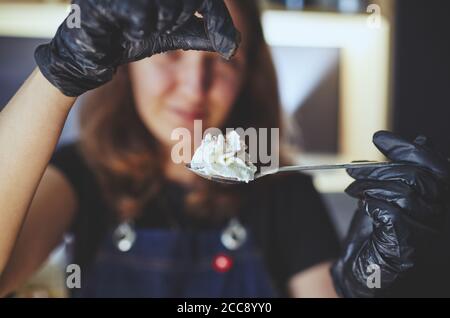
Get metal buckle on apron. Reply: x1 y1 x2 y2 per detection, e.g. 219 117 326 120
221 218 247 251
113 221 137 252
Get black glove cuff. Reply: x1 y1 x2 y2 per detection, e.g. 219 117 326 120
34 40 116 97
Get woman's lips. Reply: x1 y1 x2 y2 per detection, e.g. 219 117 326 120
170 107 205 122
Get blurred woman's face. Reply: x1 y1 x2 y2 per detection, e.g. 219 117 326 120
129 3 247 148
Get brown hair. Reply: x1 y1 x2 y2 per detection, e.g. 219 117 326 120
78 0 287 225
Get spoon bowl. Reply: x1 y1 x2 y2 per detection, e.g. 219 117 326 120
185 163 246 184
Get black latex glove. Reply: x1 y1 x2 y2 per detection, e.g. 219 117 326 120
331 131 450 298
35 0 240 97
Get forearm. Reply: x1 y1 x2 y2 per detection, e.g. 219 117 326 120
0 68 75 273
289 262 340 298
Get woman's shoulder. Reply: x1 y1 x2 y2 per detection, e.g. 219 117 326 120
49 142 97 197
52 141 81 159
50 142 86 173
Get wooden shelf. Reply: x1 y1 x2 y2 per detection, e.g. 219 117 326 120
263 10 391 167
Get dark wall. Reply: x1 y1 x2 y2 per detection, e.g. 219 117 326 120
0 36 80 144
393 1 450 297
393 0 450 157
0 37 47 108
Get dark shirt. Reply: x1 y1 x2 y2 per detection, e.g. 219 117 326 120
50 143 341 296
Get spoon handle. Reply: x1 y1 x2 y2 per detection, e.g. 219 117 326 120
261 161 405 176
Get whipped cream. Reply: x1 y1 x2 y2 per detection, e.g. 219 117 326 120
191 131 257 183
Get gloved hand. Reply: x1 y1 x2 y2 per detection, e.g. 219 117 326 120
331 131 449 298
35 0 240 97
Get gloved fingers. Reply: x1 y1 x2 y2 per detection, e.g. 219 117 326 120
347 165 444 202
153 0 183 33
121 17 214 61
164 17 215 52
106 0 205 39
346 179 444 225
372 131 449 180
199 0 241 60
72 0 111 32
89 0 156 41
343 209 373 247
364 199 416 273
122 0 240 58
363 197 441 240
170 0 205 33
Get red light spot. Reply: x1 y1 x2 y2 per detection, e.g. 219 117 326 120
213 254 233 273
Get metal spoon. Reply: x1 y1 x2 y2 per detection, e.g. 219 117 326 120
185 161 405 184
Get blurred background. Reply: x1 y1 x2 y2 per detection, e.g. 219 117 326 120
0 0 449 297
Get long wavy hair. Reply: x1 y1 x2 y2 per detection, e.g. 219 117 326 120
78 0 288 225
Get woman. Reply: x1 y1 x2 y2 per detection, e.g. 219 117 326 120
0 0 448 298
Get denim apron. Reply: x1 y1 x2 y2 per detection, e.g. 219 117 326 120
71 218 277 298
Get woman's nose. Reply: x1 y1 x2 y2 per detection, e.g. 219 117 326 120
179 53 212 104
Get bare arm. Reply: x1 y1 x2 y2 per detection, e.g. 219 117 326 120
288 261 339 298
0 68 76 275
0 166 77 297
